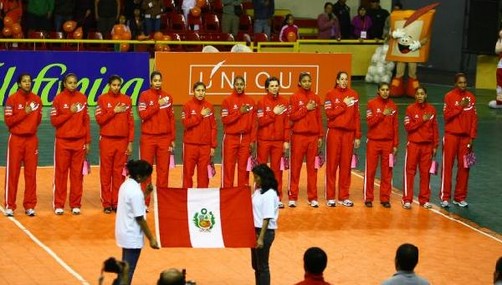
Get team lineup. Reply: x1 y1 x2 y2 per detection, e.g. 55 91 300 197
3 70 477 216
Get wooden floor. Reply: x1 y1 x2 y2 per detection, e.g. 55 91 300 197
1 165 501 285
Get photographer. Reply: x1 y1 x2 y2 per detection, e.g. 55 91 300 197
99 258 129 285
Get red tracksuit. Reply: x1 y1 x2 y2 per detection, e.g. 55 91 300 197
50 89 91 209
324 87 361 202
289 88 323 202
95 91 134 209
440 88 478 202
182 97 217 188
403 102 439 205
257 92 290 201
138 87 175 202
221 91 256 187
279 24 299 42
364 96 398 203
3 90 42 211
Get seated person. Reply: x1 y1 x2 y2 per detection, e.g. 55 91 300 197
381 243 430 285
279 14 299 42
295 247 332 285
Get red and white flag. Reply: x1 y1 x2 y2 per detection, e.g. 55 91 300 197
154 187 256 248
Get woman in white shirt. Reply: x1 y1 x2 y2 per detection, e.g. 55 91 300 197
251 164 279 285
115 159 160 285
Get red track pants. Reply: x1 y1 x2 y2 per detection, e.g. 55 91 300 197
182 143 211 188
99 136 128 208
289 134 318 202
221 133 251 188
403 141 433 204
325 128 355 201
440 133 471 202
363 139 393 203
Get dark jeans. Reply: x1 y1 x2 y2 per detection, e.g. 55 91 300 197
251 228 275 285
122 248 142 285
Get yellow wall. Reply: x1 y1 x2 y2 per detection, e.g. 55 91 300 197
476 55 497 89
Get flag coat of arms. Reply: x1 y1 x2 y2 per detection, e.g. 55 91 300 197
154 187 256 248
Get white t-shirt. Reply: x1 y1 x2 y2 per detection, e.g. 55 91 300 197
252 188 279 229
115 178 146 249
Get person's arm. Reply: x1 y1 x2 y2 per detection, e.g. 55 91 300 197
256 218 270 248
182 103 203 129
495 37 502 54
135 216 160 249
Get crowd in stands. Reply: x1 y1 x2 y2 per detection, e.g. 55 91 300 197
0 0 391 50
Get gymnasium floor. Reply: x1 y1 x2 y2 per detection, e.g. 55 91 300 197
0 80 501 284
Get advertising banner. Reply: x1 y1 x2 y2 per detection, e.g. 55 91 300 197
0 51 150 106
155 52 352 105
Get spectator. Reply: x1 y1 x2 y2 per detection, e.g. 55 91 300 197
95 0 120 38
157 268 185 285
295 247 331 285
363 82 398 208
279 13 298 42
115 159 160 285
75 0 94 38
128 7 145 39
381 243 430 285
251 164 279 285
54 0 76 32
253 0 274 38
26 0 54 32
317 2 341 40
181 82 217 188
123 0 140 21
332 0 350 39
141 0 163 35
367 0 389 39
222 0 241 37
494 257 502 285
288 72 323 208
3 73 42 217
440 73 478 208
221 76 256 188
351 5 372 39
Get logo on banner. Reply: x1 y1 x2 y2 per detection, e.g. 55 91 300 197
189 60 319 96
193 208 216 232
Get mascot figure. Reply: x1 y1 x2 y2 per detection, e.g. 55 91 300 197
386 3 439 97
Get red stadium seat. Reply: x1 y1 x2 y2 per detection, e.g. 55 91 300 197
180 31 202 51
167 32 183 51
163 0 176 13
203 13 220 32
85 31 112 51
253 32 269 44
48 31 72 51
238 15 253 35
272 15 285 35
187 13 203 31
28 31 48 50
169 13 187 32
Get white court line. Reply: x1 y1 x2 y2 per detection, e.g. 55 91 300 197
0 206 90 285
351 171 502 244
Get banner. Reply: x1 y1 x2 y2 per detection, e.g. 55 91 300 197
0 51 150 106
155 52 352 105
154 187 255 248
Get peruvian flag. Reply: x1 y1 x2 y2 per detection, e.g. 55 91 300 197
154 187 256 248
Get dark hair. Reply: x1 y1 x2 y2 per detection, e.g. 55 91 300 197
415 86 427 94
192 81 206 91
252 164 278 194
378 81 389 90
282 14 294 26
233 75 245 85
455 72 467 83
126 160 153 181
17 73 32 85
157 269 185 285
108 74 122 85
324 2 333 9
496 257 502 281
298 72 311 85
265 76 280 89
151 71 162 81
304 247 328 275
61 73 78 91
395 243 419 271
357 5 366 12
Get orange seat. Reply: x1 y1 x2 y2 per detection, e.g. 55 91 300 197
203 13 220 32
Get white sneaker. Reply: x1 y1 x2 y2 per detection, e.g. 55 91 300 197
422 202 433 209
54 208 64 215
440 201 450 208
326 200 336 207
288 201 297 208
402 202 411 209
453 200 468 207
5 209 14 217
71 208 81 215
309 200 319 208
25 209 36 216
278 201 285 209
339 199 354 207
